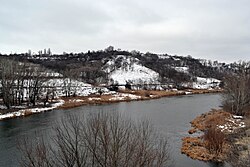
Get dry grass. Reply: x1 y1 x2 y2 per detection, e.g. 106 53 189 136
23 110 33 117
60 94 140 109
190 109 231 131
118 90 149 97
60 89 222 110
182 109 233 162
181 136 212 161
60 90 185 109
191 89 223 94
119 89 185 98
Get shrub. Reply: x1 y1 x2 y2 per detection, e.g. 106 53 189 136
204 126 226 155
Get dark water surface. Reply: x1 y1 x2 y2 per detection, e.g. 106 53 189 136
0 94 231 167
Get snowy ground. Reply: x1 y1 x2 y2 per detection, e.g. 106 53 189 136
0 100 64 121
42 78 103 97
158 55 170 59
192 77 221 89
217 115 246 133
103 55 160 85
109 93 141 101
174 66 189 73
102 55 221 90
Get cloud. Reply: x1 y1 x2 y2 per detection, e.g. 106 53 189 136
0 0 250 62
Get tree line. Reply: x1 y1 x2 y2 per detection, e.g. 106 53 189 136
0 58 83 110
222 61 250 116
0 47 232 86
0 58 49 109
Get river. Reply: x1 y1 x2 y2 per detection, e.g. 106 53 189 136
0 94 231 167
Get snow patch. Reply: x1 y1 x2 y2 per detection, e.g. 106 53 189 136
217 116 246 133
42 78 109 97
0 100 64 121
103 55 159 85
88 97 101 101
185 91 192 95
232 115 243 119
174 67 189 73
0 105 7 110
69 99 84 103
109 93 141 101
193 77 221 89
158 55 170 59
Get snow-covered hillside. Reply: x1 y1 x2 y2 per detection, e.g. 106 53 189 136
103 55 159 85
5 77 109 101
192 77 221 89
42 78 109 97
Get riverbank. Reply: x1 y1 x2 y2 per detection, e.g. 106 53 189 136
181 109 248 163
59 89 222 109
0 88 222 121
0 100 64 121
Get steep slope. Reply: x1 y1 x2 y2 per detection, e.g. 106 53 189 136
103 55 159 85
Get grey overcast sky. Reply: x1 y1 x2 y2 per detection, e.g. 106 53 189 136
0 0 250 62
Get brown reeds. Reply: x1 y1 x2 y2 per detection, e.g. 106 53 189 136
203 126 226 155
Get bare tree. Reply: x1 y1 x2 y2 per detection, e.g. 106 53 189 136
18 112 171 167
18 136 54 167
0 58 19 109
222 61 250 115
0 58 49 108
62 69 78 97
15 62 31 106
26 66 48 106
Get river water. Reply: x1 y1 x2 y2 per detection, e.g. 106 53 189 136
0 94 231 167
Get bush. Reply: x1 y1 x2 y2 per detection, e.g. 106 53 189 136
18 112 170 167
204 126 226 155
